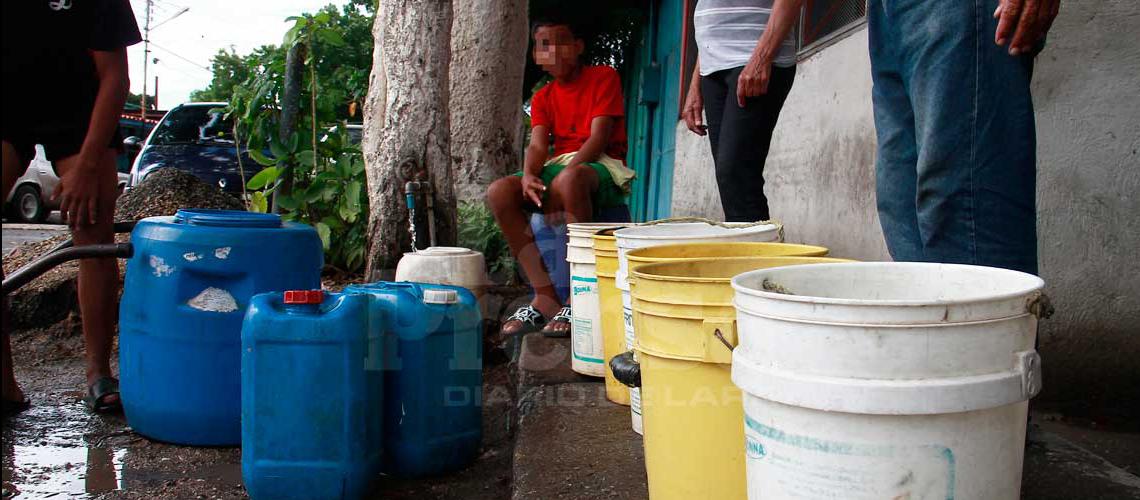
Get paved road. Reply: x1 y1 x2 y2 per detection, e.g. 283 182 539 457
2 218 66 256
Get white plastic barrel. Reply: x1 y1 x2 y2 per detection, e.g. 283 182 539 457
395 247 490 300
614 221 782 434
731 262 1047 500
567 223 626 377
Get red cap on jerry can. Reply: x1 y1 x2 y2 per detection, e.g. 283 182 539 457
284 290 324 304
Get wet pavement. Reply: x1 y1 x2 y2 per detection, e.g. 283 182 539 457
2 352 515 500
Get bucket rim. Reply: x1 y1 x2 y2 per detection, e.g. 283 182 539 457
633 257 853 283
614 222 781 245
731 262 1045 307
626 242 829 263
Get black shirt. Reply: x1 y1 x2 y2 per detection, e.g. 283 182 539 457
2 0 142 122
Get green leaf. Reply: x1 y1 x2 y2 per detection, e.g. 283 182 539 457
269 138 289 160
247 167 280 190
313 12 331 24
318 30 346 47
345 180 362 210
347 247 364 272
250 191 268 213
287 132 299 154
315 222 331 250
297 150 317 167
249 149 276 167
304 181 327 203
275 194 300 211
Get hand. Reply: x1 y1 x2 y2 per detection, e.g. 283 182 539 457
736 52 772 107
53 159 110 228
521 173 546 208
995 0 1061 56
683 80 707 136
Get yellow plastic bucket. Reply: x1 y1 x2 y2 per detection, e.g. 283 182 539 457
626 241 829 268
631 256 852 500
593 230 629 406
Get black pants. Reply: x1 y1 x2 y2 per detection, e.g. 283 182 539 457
701 65 796 222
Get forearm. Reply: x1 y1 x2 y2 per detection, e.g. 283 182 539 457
80 72 129 166
523 143 548 177
567 133 609 167
690 57 702 92
753 0 803 64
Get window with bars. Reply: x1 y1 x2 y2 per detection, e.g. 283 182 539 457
798 0 867 53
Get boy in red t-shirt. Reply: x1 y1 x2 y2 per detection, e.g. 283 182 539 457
488 17 633 337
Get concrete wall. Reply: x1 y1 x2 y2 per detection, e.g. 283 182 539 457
670 2 1140 416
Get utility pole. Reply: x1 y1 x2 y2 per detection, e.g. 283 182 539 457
141 0 152 120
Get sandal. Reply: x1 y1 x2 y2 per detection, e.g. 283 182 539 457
3 397 31 417
541 306 572 338
85 376 122 413
500 305 547 337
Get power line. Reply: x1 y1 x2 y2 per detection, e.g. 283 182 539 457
149 41 212 72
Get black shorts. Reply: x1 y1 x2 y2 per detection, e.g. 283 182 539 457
2 119 123 165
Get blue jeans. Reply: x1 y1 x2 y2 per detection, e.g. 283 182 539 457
869 0 1039 275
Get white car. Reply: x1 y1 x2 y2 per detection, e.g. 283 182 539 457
4 145 130 223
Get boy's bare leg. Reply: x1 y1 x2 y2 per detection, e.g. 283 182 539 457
540 165 599 335
2 141 27 404
546 164 598 226
52 148 120 406
487 176 562 323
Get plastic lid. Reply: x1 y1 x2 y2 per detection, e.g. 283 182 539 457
173 209 282 228
422 289 459 305
284 290 324 304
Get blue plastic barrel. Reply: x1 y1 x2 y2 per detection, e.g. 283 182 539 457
343 282 483 478
119 209 323 445
529 205 632 305
242 290 383 500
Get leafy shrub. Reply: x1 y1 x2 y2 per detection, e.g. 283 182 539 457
458 201 517 285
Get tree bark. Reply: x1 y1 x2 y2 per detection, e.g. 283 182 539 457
448 0 529 202
363 0 456 279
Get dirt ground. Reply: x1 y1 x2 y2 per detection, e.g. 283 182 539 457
2 315 520 500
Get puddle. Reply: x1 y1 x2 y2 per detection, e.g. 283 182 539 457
2 395 246 499
2 445 125 498
2 400 127 499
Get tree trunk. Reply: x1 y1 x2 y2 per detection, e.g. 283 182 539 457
448 0 529 203
272 42 306 214
363 0 456 279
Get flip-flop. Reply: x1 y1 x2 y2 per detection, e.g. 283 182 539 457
85 376 122 413
500 304 547 337
541 306 572 338
3 397 31 417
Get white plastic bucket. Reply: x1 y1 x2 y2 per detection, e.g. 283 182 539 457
614 221 782 434
566 223 628 378
395 247 489 299
731 262 1047 500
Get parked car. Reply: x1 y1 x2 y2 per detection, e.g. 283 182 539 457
4 145 131 223
129 102 255 195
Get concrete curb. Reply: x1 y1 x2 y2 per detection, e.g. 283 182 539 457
1 223 68 231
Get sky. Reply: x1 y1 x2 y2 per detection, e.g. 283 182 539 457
126 0 353 108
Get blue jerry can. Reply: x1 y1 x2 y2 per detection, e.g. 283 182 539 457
119 209 322 445
343 282 483 478
241 290 384 500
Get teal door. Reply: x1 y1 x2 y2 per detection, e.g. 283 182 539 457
627 0 684 221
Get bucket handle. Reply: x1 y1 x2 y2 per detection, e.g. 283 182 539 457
703 319 737 363
1028 292 1055 319
713 329 735 352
